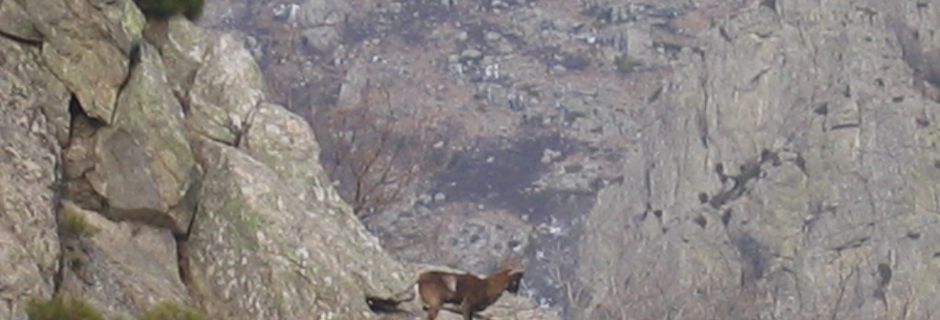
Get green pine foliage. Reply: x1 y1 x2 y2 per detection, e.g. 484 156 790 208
134 0 206 21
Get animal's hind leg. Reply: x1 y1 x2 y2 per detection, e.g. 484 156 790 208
426 305 440 320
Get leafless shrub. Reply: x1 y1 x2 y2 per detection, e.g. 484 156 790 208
314 80 452 217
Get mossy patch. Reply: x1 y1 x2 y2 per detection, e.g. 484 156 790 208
922 124 940 150
60 206 99 239
27 295 105 320
222 201 265 252
120 0 147 41
27 297 206 320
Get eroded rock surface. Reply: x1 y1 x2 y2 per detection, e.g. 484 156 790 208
144 16 209 98
186 33 265 144
20 0 144 124
0 0 40 42
242 102 338 204
573 1 940 319
85 43 196 231
57 202 190 319
189 137 411 319
0 34 67 320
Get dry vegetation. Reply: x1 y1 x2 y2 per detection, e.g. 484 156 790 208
27 295 204 320
314 81 452 217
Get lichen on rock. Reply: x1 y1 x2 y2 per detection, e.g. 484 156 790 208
186 34 265 144
0 33 67 320
84 43 196 232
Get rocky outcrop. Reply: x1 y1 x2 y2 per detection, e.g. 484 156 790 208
144 16 208 98
571 1 940 319
242 102 339 204
85 43 197 231
188 139 331 319
186 33 265 144
20 0 144 124
188 134 409 319
296 0 350 52
0 0 511 319
0 0 41 43
0 30 68 320
57 202 190 319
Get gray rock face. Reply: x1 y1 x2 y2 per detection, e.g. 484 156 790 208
58 202 190 319
0 0 40 42
571 1 940 319
0 29 71 144
189 139 410 319
302 26 341 52
85 44 196 232
145 16 209 98
0 36 68 320
293 0 350 53
186 33 265 144
236 102 432 318
19 0 145 124
40 37 128 124
0 225 49 320
242 102 339 205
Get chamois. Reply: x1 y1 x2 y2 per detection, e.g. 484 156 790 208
368 261 525 320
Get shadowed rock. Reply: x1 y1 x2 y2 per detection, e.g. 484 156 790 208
19 0 145 124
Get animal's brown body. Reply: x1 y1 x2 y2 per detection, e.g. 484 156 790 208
369 265 524 320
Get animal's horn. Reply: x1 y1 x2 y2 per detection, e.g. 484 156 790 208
499 256 525 272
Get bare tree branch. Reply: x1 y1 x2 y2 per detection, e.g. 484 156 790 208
314 80 452 217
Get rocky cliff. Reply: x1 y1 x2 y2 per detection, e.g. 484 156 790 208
0 1 556 319
181 0 940 319
5 0 940 319
572 1 940 319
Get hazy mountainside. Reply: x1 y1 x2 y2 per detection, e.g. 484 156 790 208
0 0 555 319
3 0 940 320
190 0 940 319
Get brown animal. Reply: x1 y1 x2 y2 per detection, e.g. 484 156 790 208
367 261 525 320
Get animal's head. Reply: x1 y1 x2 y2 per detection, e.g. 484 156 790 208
505 269 524 294
492 256 525 294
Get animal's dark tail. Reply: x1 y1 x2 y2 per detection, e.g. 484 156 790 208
366 296 406 313
365 283 416 313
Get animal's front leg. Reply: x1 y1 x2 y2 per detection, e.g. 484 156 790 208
460 301 475 320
